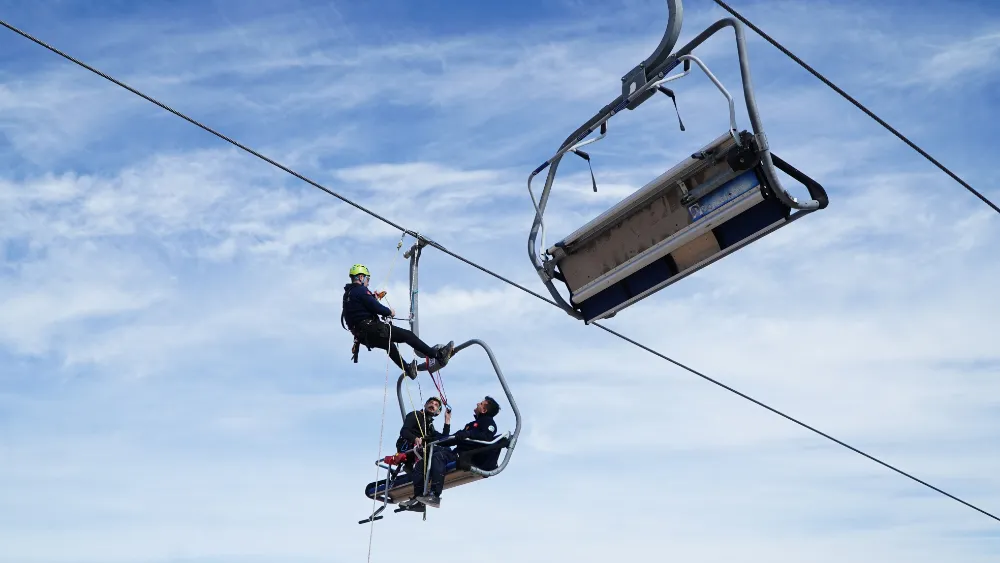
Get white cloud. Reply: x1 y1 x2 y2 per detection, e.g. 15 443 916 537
0 68 142 165
907 31 1000 90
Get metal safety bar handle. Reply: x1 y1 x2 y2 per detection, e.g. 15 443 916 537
455 339 521 477
675 54 740 146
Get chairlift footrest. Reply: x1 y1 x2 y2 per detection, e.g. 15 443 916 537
357 515 384 524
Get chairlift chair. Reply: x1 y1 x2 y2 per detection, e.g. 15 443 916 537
527 0 829 324
359 238 522 524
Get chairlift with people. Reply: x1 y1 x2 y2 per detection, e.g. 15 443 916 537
359 237 522 524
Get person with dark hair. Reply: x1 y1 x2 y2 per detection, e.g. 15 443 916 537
395 396 450 455
403 396 502 509
341 263 454 379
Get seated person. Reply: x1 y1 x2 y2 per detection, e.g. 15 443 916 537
405 396 501 509
450 396 503 471
395 397 450 462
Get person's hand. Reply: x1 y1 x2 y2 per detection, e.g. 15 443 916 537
389 307 396 318
444 408 452 425
414 437 423 448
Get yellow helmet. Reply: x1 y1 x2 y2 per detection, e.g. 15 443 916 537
349 264 370 277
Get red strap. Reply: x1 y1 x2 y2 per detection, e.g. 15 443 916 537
383 452 408 465
424 357 448 406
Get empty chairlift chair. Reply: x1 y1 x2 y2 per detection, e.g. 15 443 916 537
527 1 829 324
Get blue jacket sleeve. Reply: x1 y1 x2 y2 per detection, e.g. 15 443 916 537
454 417 497 442
357 287 392 317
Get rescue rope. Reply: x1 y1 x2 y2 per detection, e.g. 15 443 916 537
401 372 429 497
427 359 448 409
367 234 407 562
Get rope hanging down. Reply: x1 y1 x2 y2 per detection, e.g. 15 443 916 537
367 233 406 560
711 0 1000 215
2 18 998 525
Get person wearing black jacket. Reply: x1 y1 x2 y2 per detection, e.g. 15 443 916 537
392 396 448 511
341 264 454 379
411 396 502 508
395 397 450 454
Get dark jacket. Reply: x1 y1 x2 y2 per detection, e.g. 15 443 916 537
451 413 498 453
342 283 392 331
451 413 500 470
396 409 451 453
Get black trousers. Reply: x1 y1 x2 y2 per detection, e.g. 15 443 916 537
357 321 437 370
412 447 458 497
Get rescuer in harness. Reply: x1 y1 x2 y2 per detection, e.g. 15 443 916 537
342 264 455 379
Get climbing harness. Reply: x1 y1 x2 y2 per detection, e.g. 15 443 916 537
343 237 411 367
527 0 829 324
359 235 522 524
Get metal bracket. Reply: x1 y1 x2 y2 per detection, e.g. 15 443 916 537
622 63 655 110
621 0 684 111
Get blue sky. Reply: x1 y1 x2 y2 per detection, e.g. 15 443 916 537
1 0 999 561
